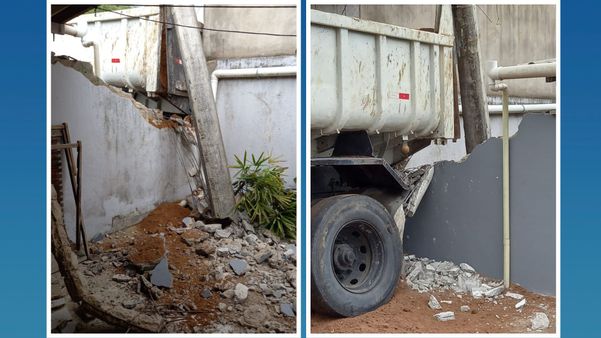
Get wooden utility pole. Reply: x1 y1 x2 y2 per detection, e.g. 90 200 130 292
452 5 490 153
170 7 236 219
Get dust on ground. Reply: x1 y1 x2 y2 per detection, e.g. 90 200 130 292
312 281 555 334
51 202 296 333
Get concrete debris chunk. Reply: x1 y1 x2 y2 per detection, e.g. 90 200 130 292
140 275 163 299
531 312 550 330
150 257 173 288
242 219 255 233
201 288 212 299
459 263 476 273
515 298 527 309
484 285 504 298
433 311 455 321
280 303 295 317
215 228 232 239
234 283 249 302
112 274 132 283
196 242 216 257
199 223 222 233
51 297 66 310
229 259 249 276
254 249 273 264
506 291 524 300
428 295 442 310
460 305 470 312
182 217 194 227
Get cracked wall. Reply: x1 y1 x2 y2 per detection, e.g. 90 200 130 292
51 60 191 241
404 113 556 295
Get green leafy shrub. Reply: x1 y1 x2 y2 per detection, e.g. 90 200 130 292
231 152 296 239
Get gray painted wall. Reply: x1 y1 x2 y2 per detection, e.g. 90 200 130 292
404 114 556 295
51 61 191 241
312 5 556 99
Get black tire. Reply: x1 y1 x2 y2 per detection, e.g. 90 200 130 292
311 194 403 317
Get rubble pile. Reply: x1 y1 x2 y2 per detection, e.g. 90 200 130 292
403 255 504 297
58 202 296 333
405 255 553 330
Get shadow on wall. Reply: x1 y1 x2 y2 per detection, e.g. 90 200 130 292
404 113 556 295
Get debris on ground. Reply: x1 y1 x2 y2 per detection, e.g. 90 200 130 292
52 202 296 333
403 255 505 298
313 254 556 334
433 311 455 321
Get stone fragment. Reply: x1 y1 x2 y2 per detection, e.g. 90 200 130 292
244 234 259 245
112 274 131 283
243 305 269 328
140 275 163 299
218 303 227 312
182 217 194 227
428 295 442 310
283 244 296 261
229 259 249 276
216 247 230 257
196 242 216 257
201 288 212 299
254 249 273 264
484 286 504 298
531 312 550 330
459 263 476 273
150 257 173 288
506 292 524 300
460 305 470 312
234 283 249 301
434 311 455 321
122 298 141 309
515 298 527 309
222 289 235 299
51 298 66 310
242 219 255 233
215 228 232 239
199 223 222 233
280 303 295 317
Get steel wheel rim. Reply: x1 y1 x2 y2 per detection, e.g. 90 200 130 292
331 220 385 293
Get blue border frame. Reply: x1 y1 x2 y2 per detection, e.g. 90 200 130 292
4 1 601 337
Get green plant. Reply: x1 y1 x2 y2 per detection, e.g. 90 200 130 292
231 152 296 239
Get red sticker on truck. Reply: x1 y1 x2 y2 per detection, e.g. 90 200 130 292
399 93 410 100
111 58 120 63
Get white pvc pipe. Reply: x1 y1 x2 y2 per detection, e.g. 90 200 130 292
210 66 297 99
487 60 556 80
459 103 556 113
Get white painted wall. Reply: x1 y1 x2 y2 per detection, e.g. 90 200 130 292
52 61 191 241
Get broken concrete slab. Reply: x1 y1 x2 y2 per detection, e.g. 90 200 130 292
150 257 173 288
433 311 455 321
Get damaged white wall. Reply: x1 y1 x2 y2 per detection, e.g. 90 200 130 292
51 61 191 241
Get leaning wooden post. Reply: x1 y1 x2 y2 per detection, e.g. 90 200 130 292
452 4 490 153
170 6 236 219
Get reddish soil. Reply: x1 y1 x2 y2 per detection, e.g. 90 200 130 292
96 202 220 329
311 281 556 334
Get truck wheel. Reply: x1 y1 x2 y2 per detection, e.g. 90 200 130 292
311 194 403 317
